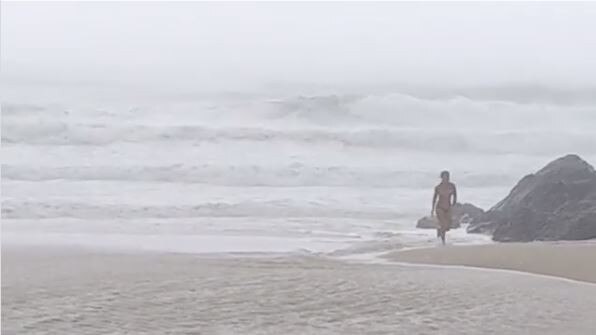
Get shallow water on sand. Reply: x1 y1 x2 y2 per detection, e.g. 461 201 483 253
3 248 596 335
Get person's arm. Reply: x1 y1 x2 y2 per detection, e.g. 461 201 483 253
431 187 438 216
451 183 457 206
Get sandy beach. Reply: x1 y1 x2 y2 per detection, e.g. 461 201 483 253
386 241 596 284
3 245 596 335
4 1 596 334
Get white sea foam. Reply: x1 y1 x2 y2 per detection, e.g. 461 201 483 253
3 91 595 254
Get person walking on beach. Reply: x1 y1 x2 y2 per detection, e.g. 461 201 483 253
432 171 457 245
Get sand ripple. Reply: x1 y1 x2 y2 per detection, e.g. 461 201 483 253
3 248 596 334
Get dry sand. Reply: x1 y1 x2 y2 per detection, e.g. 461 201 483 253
386 241 596 284
3 245 596 335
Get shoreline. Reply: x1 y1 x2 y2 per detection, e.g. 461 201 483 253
3 244 596 334
5 238 596 285
384 240 596 284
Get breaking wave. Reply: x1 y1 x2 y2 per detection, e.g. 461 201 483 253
3 123 596 156
2 164 517 188
1 200 411 220
4 91 595 157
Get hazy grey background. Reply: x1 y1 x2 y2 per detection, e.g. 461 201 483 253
3 1 596 97
2 1 596 262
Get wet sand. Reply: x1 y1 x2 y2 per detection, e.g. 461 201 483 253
3 245 596 335
386 241 596 284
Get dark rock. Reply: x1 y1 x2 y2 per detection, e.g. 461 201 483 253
467 154 596 242
416 216 440 229
453 203 485 225
416 202 485 229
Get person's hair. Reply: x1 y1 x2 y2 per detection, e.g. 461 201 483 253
440 170 450 179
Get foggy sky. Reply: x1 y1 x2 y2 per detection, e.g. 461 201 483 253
3 2 596 92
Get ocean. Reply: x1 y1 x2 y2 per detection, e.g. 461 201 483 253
3 89 596 256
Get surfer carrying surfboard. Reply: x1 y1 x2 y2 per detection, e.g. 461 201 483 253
432 171 457 245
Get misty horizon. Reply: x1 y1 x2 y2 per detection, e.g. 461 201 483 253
3 1 596 97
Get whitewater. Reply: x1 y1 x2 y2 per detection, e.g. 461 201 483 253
3 91 596 256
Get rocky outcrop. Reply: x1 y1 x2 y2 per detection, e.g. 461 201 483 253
417 203 485 229
416 216 441 229
453 203 485 225
467 154 596 242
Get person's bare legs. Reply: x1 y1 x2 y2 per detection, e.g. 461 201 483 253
436 208 450 245
436 228 445 244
